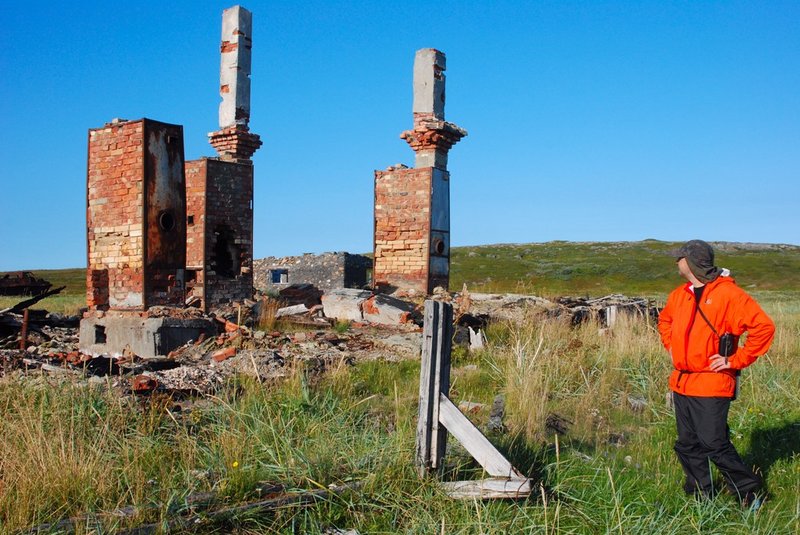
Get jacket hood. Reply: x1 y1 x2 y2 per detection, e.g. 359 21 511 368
685 268 734 293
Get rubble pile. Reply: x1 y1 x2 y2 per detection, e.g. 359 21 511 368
0 287 658 393
0 311 79 352
552 294 659 326
454 291 658 327
0 289 425 393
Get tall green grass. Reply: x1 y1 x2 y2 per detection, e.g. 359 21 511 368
1 294 797 533
1 243 799 533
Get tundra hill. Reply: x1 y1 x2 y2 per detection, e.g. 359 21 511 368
450 240 800 297
2 241 799 313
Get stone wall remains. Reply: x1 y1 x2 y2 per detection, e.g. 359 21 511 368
253 252 372 292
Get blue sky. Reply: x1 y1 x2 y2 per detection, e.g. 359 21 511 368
1 1 798 270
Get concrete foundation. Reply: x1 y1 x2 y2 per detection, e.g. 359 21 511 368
79 316 216 358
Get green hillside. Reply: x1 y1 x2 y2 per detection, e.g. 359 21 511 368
451 240 800 297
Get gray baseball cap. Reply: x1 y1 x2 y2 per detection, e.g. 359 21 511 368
668 240 722 283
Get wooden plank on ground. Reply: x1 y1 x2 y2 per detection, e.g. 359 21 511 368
441 478 531 500
438 393 523 478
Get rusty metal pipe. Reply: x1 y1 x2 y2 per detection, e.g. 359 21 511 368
19 308 29 350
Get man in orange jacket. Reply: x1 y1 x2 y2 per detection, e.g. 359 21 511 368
658 240 774 508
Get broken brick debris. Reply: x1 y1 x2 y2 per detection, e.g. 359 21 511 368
132 374 159 394
211 346 237 363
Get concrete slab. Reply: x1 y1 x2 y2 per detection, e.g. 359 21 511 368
321 289 373 322
362 294 417 325
80 316 216 358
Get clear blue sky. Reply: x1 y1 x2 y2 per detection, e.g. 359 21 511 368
1 1 798 270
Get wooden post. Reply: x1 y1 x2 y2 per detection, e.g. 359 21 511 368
416 299 532 499
416 300 453 476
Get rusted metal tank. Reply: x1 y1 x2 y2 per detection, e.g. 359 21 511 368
0 271 52 296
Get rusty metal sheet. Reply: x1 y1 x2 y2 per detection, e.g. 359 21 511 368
0 271 52 296
144 120 187 270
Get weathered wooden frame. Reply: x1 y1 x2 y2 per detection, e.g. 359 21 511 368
416 300 531 499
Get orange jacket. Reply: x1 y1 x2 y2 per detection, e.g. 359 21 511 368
658 273 775 398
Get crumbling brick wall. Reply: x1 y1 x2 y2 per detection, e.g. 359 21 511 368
185 160 207 304
86 118 186 309
373 167 433 292
184 158 254 310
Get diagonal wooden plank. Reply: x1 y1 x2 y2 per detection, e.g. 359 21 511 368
438 393 524 478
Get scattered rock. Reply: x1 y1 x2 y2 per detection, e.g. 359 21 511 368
608 432 628 446
321 289 373 322
488 395 506 433
275 304 310 318
545 413 572 435
361 294 418 325
627 395 647 412
458 401 486 413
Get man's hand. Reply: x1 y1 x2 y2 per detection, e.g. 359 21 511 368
708 354 732 372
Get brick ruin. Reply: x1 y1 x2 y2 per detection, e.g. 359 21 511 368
373 49 466 294
186 5 261 311
86 119 187 310
79 14 469 356
80 6 260 357
253 252 372 293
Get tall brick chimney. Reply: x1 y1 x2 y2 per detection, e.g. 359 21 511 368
185 5 261 311
373 49 467 295
86 118 187 310
402 49 466 170
208 5 262 162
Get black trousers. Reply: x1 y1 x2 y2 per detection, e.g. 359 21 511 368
673 392 761 497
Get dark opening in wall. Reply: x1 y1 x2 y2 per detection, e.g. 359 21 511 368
211 225 239 279
270 269 289 284
187 215 195 226
432 237 445 255
159 210 176 232
94 325 107 344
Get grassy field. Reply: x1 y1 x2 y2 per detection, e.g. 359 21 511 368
0 268 85 315
450 240 800 297
1 242 798 533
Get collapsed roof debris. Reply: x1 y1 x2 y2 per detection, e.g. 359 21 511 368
0 271 52 296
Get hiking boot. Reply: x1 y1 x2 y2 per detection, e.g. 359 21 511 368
741 491 767 512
